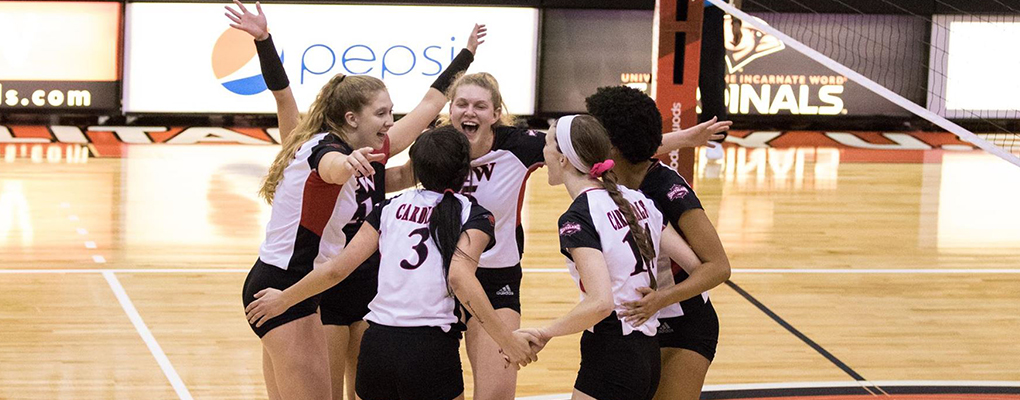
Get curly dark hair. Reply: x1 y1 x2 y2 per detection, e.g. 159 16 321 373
584 86 662 164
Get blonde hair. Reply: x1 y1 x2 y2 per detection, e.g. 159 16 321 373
445 72 516 127
259 74 387 204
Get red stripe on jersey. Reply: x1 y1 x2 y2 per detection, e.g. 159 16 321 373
514 163 543 227
375 135 391 164
300 170 343 237
671 259 683 277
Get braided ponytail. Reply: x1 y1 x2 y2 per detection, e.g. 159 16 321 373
566 115 657 288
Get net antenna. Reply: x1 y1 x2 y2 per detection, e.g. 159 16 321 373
709 0 1020 168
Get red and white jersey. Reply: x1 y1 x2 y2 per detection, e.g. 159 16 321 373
557 186 664 336
258 133 389 273
365 190 495 332
460 126 545 269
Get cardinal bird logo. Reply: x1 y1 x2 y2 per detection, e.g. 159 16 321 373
724 15 786 74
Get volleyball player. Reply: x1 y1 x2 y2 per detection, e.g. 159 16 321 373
245 127 536 400
385 72 731 400
227 3 487 398
517 114 700 400
586 85 731 400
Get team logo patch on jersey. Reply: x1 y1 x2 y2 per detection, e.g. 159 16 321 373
667 184 690 201
559 222 582 236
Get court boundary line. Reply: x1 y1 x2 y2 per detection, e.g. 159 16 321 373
865 381 1020 387
732 268 1020 274
3 268 1020 274
724 280 868 382
516 380 1020 400
103 271 193 400
9 268 1017 399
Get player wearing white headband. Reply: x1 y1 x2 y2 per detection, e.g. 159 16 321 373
519 115 700 400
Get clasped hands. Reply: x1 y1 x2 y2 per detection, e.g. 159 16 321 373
497 328 551 370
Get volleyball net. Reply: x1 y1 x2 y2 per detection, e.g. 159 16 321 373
708 0 1020 167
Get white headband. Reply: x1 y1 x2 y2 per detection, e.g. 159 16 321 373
555 115 588 174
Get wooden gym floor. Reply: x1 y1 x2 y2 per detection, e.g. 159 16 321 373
1 140 1019 399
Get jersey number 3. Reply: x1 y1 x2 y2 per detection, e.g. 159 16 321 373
400 227 430 270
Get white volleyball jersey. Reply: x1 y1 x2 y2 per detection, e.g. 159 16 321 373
257 133 389 273
557 186 664 336
365 190 495 332
639 161 709 318
459 126 544 269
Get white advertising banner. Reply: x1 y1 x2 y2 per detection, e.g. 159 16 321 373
0 1 120 81
124 3 539 114
928 15 1020 119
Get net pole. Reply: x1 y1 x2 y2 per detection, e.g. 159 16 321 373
653 0 703 182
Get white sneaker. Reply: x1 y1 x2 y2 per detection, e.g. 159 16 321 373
705 162 722 179
705 141 724 160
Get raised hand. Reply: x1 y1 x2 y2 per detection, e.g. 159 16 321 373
244 288 287 328
465 23 488 55
225 0 268 41
681 117 732 147
619 287 662 327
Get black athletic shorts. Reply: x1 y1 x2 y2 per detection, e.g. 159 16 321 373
463 265 522 321
355 322 464 400
575 330 661 400
241 258 321 338
320 262 378 326
656 298 720 362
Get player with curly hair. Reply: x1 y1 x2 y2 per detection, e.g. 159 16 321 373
586 85 732 400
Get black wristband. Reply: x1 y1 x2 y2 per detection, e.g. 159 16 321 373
431 48 474 94
255 34 289 91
